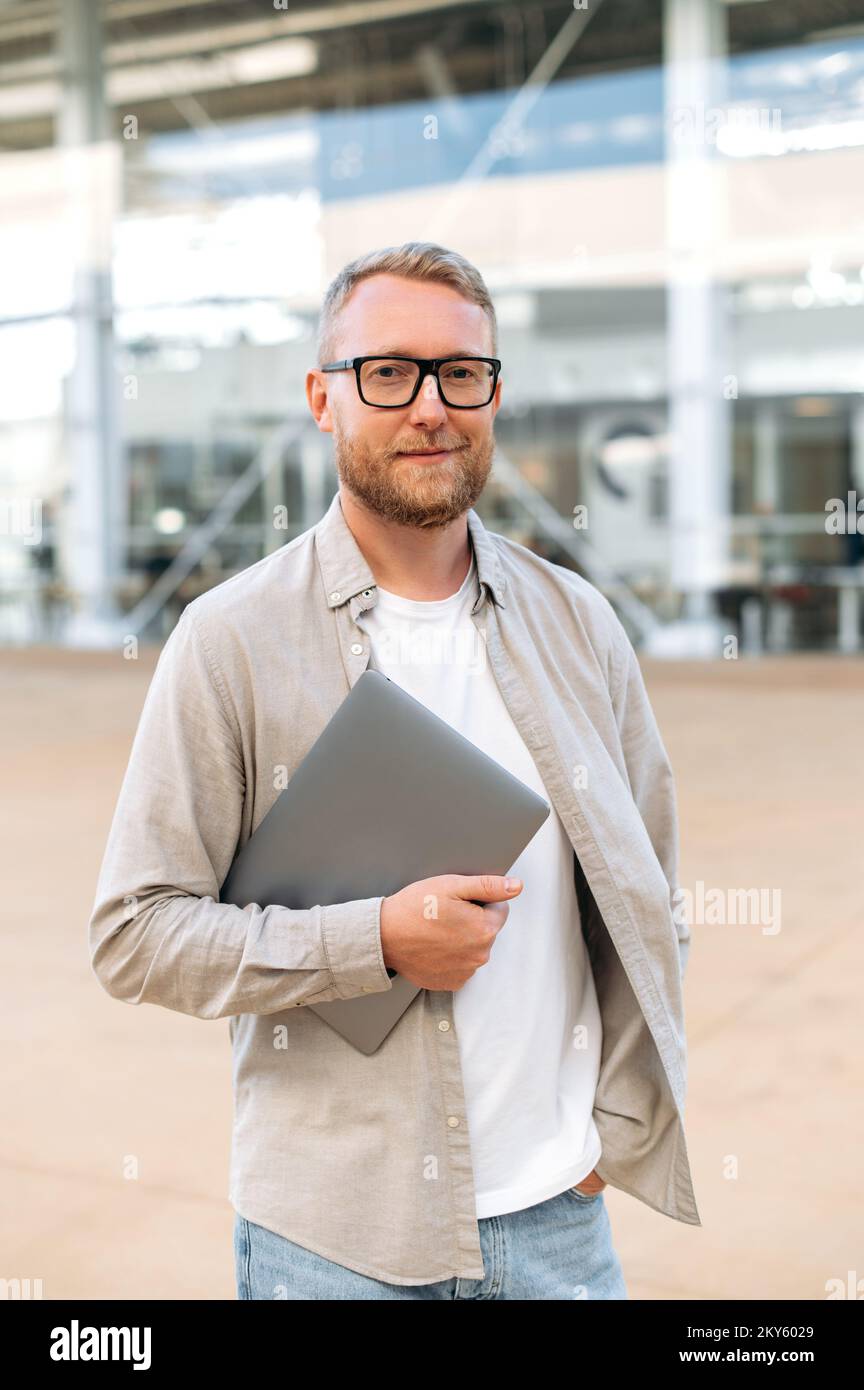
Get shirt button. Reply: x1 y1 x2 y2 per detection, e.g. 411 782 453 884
447 1115 460 1128
350 643 364 655
437 1020 450 1031
329 590 341 602
362 589 373 597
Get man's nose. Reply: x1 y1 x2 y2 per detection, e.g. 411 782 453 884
406 372 449 427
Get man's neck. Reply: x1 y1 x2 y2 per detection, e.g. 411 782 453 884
338 486 473 601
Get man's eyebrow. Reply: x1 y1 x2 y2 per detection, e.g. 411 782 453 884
367 347 488 358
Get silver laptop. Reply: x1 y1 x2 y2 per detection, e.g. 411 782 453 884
220 669 550 1053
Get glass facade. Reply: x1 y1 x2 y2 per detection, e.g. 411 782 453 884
0 0 862 651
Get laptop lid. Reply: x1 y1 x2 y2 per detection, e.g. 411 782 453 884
221 669 550 1053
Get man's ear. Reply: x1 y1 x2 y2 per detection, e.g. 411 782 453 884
306 370 334 434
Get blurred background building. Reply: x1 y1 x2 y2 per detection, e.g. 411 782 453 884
1 0 863 654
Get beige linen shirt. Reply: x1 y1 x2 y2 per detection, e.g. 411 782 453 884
89 488 701 1285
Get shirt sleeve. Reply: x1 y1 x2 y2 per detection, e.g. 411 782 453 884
87 605 393 1020
610 635 690 981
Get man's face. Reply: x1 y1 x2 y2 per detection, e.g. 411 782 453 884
306 274 502 529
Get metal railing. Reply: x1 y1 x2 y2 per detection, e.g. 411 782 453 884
117 418 306 640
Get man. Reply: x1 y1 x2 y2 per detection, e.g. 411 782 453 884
89 241 700 1302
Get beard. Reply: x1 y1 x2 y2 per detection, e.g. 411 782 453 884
332 416 495 529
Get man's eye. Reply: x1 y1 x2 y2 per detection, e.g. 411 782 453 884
442 365 480 381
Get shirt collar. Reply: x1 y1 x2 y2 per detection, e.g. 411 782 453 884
315 489 507 613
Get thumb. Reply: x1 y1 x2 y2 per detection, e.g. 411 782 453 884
451 873 523 904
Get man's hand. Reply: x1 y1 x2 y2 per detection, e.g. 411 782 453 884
573 1169 607 1195
379 873 523 992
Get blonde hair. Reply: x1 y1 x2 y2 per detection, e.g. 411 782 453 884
316 241 498 365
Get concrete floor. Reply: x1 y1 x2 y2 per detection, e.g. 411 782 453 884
1 648 861 1300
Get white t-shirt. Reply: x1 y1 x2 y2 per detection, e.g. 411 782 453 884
356 554 603 1218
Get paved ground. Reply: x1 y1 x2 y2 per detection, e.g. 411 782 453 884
1 648 861 1300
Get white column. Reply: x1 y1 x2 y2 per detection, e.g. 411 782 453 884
656 0 731 654
59 0 125 646
754 404 780 512
851 400 864 496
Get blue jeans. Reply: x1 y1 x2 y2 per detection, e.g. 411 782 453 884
233 1186 628 1300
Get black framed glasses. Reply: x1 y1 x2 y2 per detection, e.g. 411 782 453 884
320 355 501 409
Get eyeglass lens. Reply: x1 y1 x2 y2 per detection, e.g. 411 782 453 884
359 359 494 406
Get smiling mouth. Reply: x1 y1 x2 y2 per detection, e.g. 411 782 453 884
398 447 454 458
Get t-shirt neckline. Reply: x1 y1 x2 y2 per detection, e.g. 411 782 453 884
374 554 478 614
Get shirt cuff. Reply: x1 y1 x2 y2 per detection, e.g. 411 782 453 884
321 895 393 999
